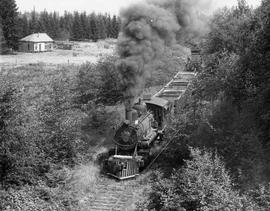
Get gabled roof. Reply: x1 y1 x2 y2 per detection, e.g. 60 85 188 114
20 33 54 42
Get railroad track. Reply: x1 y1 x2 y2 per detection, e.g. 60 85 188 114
79 176 142 211
78 130 183 211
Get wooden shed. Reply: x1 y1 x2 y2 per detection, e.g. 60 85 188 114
19 33 54 52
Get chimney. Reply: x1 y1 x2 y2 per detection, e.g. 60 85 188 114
125 99 133 122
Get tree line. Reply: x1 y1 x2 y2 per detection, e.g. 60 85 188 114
19 10 121 41
0 0 121 53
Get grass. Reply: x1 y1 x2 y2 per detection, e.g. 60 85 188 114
0 39 115 67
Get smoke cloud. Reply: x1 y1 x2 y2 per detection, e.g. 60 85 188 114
117 0 211 101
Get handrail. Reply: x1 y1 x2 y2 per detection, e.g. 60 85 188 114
142 130 184 173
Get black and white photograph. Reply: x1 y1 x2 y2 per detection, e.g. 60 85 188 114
0 0 268 210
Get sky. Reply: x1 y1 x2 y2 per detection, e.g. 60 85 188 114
16 0 262 15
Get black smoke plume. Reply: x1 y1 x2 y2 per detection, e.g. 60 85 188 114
117 0 211 101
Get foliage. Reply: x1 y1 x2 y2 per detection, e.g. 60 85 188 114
0 19 8 54
37 73 79 165
142 1 270 209
0 62 122 209
82 103 122 136
0 79 41 187
0 0 20 50
246 183 270 210
138 147 255 211
204 1 253 54
17 10 121 41
76 55 124 106
181 0 270 189
145 45 188 88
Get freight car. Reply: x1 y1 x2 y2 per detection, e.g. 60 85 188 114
186 47 202 72
103 71 196 180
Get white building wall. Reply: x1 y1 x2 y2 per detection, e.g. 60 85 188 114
19 41 53 52
34 43 46 52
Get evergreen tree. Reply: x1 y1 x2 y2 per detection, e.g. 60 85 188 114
106 14 113 38
39 10 50 34
0 0 19 50
29 10 39 33
80 12 88 40
72 11 83 40
51 12 60 38
97 14 106 40
18 14 30 38
59 11 73 40
89 13 99 42
111 15 120 38
0 18 8 53
17 10 120 41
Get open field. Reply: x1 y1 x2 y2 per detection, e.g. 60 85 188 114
0 39 116 67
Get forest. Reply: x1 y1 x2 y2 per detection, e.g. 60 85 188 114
1 0 270 210
138 0 270 210
0 0 120 52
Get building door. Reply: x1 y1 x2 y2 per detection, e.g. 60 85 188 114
39 44 42 51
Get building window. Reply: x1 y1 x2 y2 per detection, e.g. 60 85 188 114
123 162 127 170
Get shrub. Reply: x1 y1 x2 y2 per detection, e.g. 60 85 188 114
75 55 124 106
138 147 255 211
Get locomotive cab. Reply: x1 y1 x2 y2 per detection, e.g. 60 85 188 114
143 96 170 132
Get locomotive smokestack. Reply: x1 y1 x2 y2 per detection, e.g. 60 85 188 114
125 99 133 122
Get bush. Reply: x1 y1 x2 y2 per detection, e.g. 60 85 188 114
75 55 124 106
138 147 255 211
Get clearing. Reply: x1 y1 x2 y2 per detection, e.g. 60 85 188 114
0 39 116 67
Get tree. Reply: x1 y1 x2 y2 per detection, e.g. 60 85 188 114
79 12 88 40
75 56 124 106
205 1 252 55
89 13 99 42
96 56 124 104
97 14 106 40
0 18 8 53
139 148 255 210
104 14 112 38
39 10 50 33
29 10 39 34
51 12 61 38
17 14 29 38
111 15 120 38
72 11 83 40
0 0 19 50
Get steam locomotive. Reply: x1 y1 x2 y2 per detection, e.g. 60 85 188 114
103 50 199 180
